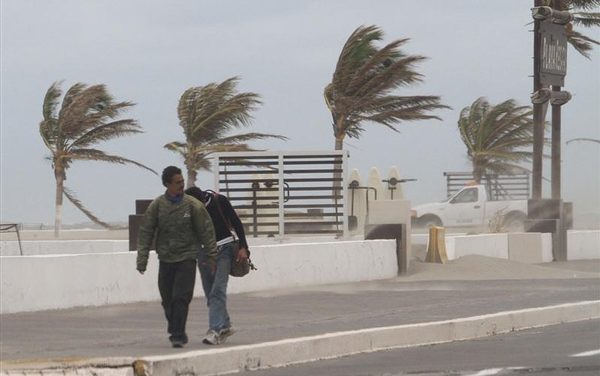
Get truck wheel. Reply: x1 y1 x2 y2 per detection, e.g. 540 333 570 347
503 212 526 232
420 215 442 228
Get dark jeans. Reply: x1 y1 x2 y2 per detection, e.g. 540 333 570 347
158 259 197 340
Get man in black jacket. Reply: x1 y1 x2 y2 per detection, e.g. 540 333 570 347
185 187 249 345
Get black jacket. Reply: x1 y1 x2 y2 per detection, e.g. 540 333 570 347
185 188 249 250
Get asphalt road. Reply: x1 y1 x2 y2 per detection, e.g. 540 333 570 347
246 319 600 376
1 278 598 362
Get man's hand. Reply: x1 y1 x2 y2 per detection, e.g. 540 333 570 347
236 247 249 262
137 268 145 275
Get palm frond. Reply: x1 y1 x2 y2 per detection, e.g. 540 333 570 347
70 148 157 174
565 0 600 11
63 186 122 229
69 119 142 149
190 92 262 139
164 141 188 151
208 132 288 144
39 81 64 151
572 12 600 27
332 25 383 95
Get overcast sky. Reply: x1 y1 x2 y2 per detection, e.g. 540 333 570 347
1 0 599 227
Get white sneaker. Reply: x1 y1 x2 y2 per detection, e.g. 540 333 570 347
218 327 235 343
202 330 220 345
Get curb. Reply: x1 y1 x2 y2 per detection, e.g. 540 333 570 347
2 301 599 376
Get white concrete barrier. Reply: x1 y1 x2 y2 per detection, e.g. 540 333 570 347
508 233 553 263
0 240 129 256
568 230 600 260
0 240 396 314
447 233 508 260
439 230 598 262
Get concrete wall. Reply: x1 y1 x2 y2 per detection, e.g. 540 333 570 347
0 240 129 256
0 240 396 314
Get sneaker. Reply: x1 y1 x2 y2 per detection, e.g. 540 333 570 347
202 330 220 345
218 327 236 343
169 334 188 348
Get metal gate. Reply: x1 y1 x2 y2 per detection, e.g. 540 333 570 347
213 151 349 238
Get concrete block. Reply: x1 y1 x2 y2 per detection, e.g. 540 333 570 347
568 230 600 260
453 234 508 260
508 232 553 263
366 200 411 225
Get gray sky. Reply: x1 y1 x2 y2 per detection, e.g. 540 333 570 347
1 0 599 226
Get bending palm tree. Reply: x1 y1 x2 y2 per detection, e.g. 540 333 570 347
458 97 537 183
40 81 156 237
324 25 448 150
165 77 287 187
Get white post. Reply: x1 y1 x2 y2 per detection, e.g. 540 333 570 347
213 155 220 192
342 150 349 238
278 152 285 238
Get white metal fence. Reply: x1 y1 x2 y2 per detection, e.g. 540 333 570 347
213 151 349 238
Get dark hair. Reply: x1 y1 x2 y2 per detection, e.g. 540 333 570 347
161 166 182 187
184 186 203 201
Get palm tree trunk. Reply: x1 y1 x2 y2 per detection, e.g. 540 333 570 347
333 117 345 151
186 168 197 188
333 133 345 225
54 167 64 238
472 165 483 184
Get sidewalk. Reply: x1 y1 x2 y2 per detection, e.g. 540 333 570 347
1 256 599 374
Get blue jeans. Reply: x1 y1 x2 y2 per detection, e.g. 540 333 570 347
198 242 234 332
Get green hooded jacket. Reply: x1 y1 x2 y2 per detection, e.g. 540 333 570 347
136 193 217 272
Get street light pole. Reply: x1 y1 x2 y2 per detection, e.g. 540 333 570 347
551 86 561 199
529 2 572 261
532 0 544 200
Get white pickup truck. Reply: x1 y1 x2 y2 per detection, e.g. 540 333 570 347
411 184 528 231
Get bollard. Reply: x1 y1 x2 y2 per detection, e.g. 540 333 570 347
425 226 447 263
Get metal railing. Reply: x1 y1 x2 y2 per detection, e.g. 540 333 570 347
444 172 530 201
0 223 23 255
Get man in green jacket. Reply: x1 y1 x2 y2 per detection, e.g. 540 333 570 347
137 166 217 348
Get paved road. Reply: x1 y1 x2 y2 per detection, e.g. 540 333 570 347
246 319 600 376
1 277 598 362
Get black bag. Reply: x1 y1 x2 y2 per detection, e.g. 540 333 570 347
229 241 257 277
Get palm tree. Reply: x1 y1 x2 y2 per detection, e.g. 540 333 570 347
39 81 156 237
458 97 537 183
164 77 287 187
557 0 600 58
324 25 448 150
